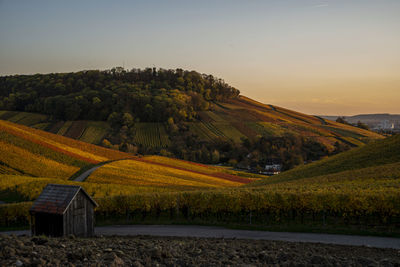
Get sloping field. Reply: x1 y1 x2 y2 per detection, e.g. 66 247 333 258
215 96 383 148
211 122 246 143
251 134 400 186
0 112 109 145
0 94 383 150
0 120 254 190
87 159 247 188
140 156 260 180
186 122 217 142
86 155 256 189
0 120 130 178
79 121 110 144
0 111 50 129
64 121 87 139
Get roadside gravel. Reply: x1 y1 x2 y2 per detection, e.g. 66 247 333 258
1 234 400 266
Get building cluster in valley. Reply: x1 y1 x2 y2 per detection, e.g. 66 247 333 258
321 114 400 134
371 120 400 132
263 163 282 175
235 159 282 176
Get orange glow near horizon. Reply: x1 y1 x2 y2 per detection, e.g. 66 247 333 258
0 1 399 115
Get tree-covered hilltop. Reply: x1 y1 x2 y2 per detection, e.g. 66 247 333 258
0 67 239 122
0 68 382 173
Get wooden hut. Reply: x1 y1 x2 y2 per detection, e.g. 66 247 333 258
30 184 98 237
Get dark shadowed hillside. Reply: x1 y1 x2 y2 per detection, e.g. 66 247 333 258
250 134 400 186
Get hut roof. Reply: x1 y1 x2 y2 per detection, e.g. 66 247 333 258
30 184 98 215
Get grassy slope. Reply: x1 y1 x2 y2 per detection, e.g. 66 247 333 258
0 95 383 150
0 120 257 202
88 159 247 188
0 120 130 178
250 134 400 186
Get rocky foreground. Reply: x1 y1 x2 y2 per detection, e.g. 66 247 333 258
0 234 400 266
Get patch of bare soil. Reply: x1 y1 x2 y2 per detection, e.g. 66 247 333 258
1 234 399 266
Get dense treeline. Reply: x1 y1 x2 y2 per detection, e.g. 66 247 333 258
0 67 239 123
166 133 335 171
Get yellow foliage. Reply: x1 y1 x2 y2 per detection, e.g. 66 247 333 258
0 141 79 178
88 160 242 188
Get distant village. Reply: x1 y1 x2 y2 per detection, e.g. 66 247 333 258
321 114 400 134
371 120 400 133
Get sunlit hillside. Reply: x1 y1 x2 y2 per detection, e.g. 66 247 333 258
0 120 128 178
87 157 254 188
0 120 257 205
214 96 382 148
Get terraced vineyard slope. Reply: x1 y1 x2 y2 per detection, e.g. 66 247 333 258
0 111 110 145
0 96 383 151
0 120 128 179
198 96 383 148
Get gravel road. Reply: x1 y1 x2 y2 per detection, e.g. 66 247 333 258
3 225 400 249
73 164 106 182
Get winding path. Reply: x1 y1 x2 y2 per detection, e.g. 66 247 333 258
3 225 400 249
73 164 107 182
71 158 133 182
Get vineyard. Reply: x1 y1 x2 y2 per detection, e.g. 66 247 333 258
0 95 384 151
211 122 246 143
2 171 400 231
79 121 110 144
0 111 110 145
246 122 289 138
186 122 217 142
54 121 72 136
0 96 396 233
0 132 399 232
202 122 226 139
143 155 228 175
87 159 248 188
0 120 130 178
133 123 171 148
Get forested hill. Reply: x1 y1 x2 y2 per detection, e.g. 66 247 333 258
0 67 239 122
0 68 383 171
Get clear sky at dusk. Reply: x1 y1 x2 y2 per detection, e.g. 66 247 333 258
0 0 399 115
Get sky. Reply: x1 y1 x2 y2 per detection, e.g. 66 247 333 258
0 0 399 115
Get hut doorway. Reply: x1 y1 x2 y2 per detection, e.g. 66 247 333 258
34 213 63 237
